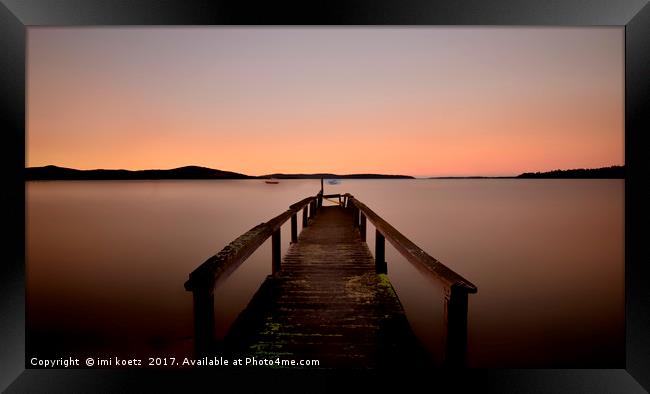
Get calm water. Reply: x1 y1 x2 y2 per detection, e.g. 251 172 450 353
26 179 624 367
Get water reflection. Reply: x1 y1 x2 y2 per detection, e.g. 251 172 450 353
26 179 623 367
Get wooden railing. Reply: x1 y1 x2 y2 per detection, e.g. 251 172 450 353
184 192 322 355
184 191 477 367
342 193 478 367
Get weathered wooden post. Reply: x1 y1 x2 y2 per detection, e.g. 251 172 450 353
272 228 281 274
302 206 308 227
375 229 387 274
191 287 215 357
359 212 367 242
290 213 298 243
444 285 469 367
353 206 360 228
309 201 316 218
346 195 354 210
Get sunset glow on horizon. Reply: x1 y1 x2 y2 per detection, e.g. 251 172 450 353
27 27 624 177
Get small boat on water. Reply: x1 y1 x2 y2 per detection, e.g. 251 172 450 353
265 178 279 184
327 179 340 185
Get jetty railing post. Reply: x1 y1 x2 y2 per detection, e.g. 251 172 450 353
309 201 316 218
302 206 308 227
192 288 215 357
272 228 281 274
375 230 387 274
353 206 359 228
444 285 469 367
290 213 298 243
360 213 367 242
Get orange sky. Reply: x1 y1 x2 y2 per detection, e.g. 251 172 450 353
27 27 624 177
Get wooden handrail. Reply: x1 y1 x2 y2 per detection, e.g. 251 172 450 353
185 196 317 292
343 193 477 367
184 210 291 292
184 194 320 356
289 196 316 211
344 194 477 294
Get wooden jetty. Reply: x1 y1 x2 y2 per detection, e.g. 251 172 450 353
184 189 477 368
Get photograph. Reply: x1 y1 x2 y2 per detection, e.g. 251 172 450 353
4 0 650 390
24 27 625 371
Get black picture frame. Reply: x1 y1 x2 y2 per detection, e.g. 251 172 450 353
1 0 648 392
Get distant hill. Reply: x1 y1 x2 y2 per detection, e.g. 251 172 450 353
25 166 414 181
262 173 414 179
25 165 253 180
428 166 624 179
517 165 624 179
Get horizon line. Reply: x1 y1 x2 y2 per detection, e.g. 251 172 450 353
25 163 626 179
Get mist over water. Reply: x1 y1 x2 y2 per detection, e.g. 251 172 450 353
26 179 623 367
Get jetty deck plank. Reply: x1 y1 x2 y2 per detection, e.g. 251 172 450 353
222 205 431 368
